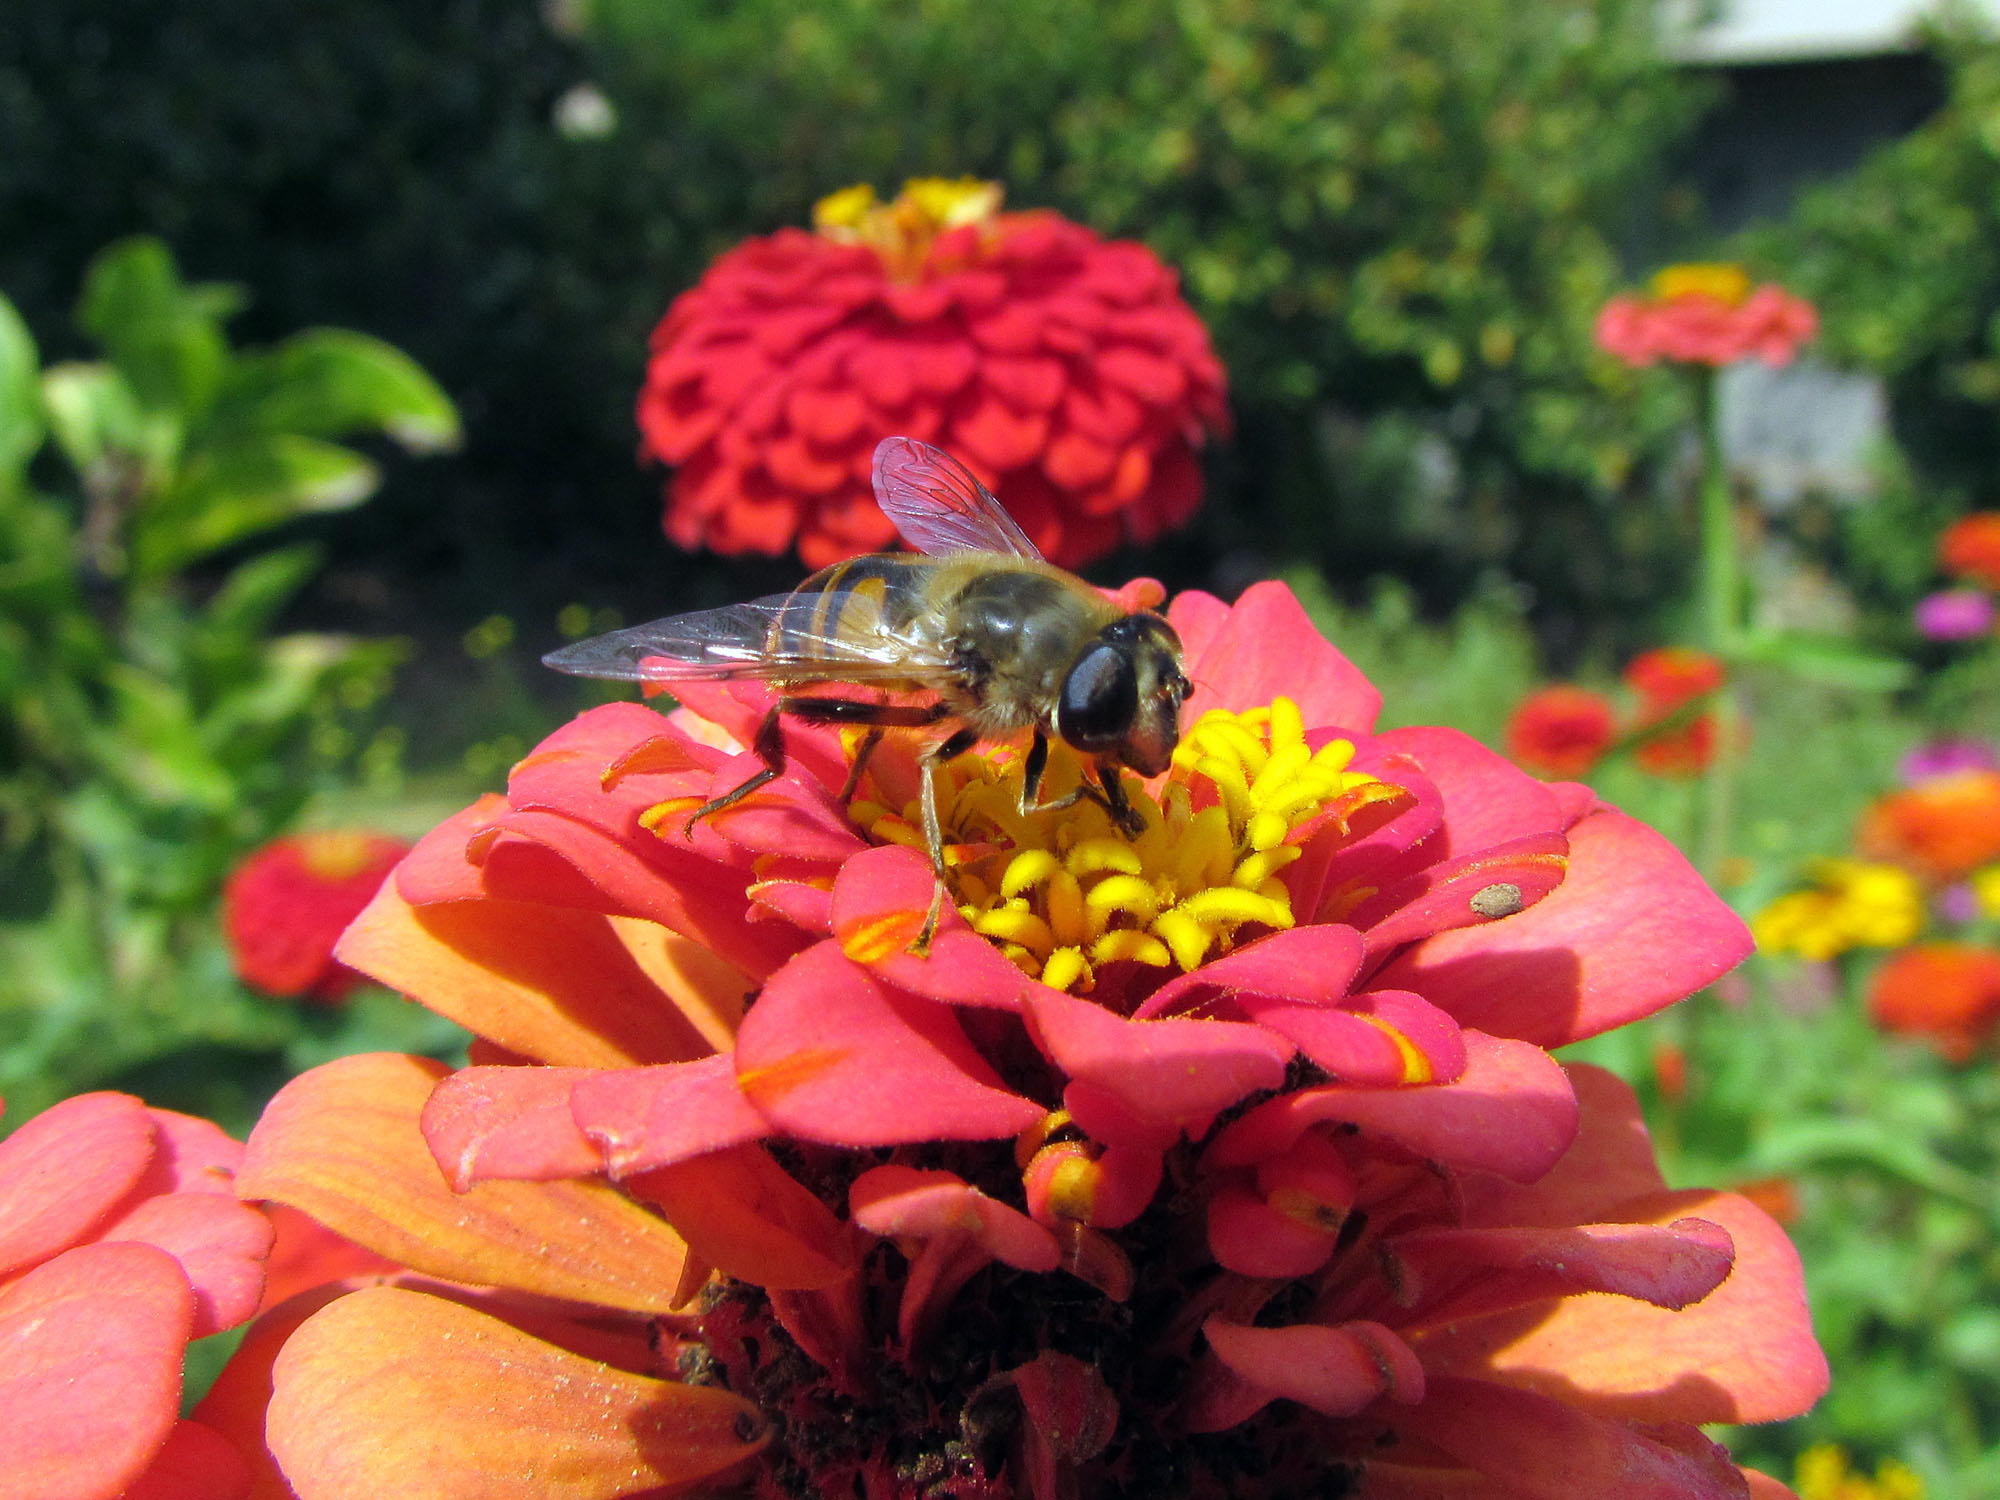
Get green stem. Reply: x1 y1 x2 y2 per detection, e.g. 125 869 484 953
1692 368 1745 883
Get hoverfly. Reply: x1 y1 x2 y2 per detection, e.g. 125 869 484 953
544 437 1192 941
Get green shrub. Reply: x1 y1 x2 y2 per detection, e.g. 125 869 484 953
0 238 459 1120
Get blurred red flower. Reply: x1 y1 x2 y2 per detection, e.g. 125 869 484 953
1857 770 2000 884
1504 684 1617 777
0 1092 275 1500
1624 646 1727 777
215 580 1823 1499
1938 511 2000 591
223 831 410 1002
1595 264 1818 369
638 178 1229 568
1866 942 2000 1062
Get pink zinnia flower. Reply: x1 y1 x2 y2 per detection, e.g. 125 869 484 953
1913 588 1997 642
227 582 1823 1498
1595 264 1818 369
638 178 1229 568
0 1092 276 1500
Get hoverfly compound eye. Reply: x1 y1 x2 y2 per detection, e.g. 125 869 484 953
1057 642 1139 751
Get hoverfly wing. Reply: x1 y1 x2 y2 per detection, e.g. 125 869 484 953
872 436 1044 562
543 594 948 686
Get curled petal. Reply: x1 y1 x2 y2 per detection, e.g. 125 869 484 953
1418 1189 1827 1426
267 1287 768 1500
1459 1064 1668 1230
1206 1031 1577 1181
627 1145 852 1291
420 1066 605 1189
571 1055 773 1177
0 1242 193 1500
850 1165 1060 1272
0 1091 155 1280
1023 988 1292 1147
1206 1181 1342 1279
239 1054 691 1313
1201 1318 1425 1420
736 943 1043 1144
1374 807 1753 1047
1354 833 1570 962
1134 924 1365 1020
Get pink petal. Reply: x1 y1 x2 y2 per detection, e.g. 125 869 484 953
0 1092 155 1281
137 1109 245 1195
1164 588 1230 664
1205 1031 1577 1181
0 1242 193 1500
1205 1181 1341 1278
82 1192 274 1337
119 1420 251 1500
1202 1318 1425 1419
1370 726 1567 854
829 845 1033 1010
571 1054 774 1176
1022 988 1292 1146
850 1166 1060 1271
1355 833 1570 962
1389 1377 1752 1500
420 1066 605 1189
735 943 1043 1144
1373 806 1754 1047
1181 581 1382 733
1134 924 1365 1020
1459 1064 1667 1228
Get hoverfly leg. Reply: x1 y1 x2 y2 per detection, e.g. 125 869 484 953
1016 728 1091 818
836 727 886 804
914 725 981 956
1094 762 1148 840
681 705 787 838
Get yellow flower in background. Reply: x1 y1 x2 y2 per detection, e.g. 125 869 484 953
1795 1443 1924 1500
1972 863 2000 920
1754 859 1926 961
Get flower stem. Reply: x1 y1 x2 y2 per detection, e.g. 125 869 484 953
1692 368 1744 884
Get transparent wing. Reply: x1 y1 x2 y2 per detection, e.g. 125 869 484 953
542 593 952 685
872 436 1044 561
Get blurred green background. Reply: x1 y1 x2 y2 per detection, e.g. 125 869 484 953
6 1 2000 1493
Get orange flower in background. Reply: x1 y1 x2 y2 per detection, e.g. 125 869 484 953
1938 511 2000 591
1504 684 1617 777
222 832 411 1002
1866 943 2000 1062
638 177 1229 568
1595 263 1818 369
1857 770 2000 884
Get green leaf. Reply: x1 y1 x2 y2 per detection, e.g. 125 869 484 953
1734 630 1915 691
215 329 461 454
75 236 243 420
201 544 325 640
130 435 379 578
40 362 154 477
0 294 44 482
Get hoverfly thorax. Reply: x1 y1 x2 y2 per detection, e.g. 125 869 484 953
1055 613 1189 778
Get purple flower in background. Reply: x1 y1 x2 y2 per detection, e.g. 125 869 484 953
1938 883 1983 925
1900 737 2000 785
1914 588 1997 641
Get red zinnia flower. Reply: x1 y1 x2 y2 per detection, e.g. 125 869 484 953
223 831 411 1002
1857 770 2000 884
638 178 1229 568
1866 942 2000 1062
0 1092 275 1500
1623 646 1727 777
1504 684 1617 777
224 581 1821 1499
1938 511 2000 591
1595 264 1818 369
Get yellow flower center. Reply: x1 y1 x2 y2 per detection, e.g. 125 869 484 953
813 177 1005 280
1648 262 1752 305
848 698 1406 995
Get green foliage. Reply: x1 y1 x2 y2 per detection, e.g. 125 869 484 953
0 238 459 1119
1748 22 2000 510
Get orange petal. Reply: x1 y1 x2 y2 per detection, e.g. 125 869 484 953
268 1286 767 1500
238 1054 690 1313
196 1284 356 1500
628 1144 853 1291
336 881 723 1067
0 1241 193 1500
1416 1188 1827 1425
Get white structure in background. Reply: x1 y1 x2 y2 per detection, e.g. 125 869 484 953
1717 360 1889 507
1668 0 1995 62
